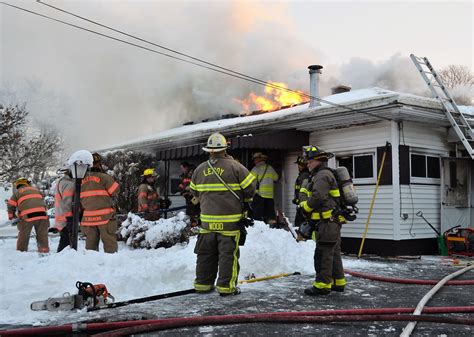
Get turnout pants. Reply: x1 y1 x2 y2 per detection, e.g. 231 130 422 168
81 220 118 253
251 194 276 224
194 230 240 294
17 219 50 252
313 220 346 290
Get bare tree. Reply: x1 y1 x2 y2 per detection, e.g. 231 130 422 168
439 65 474 105
0 104 63 185
439 65 474 88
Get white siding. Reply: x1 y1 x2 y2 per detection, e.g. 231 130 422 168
399 185 440 239
282 152 300 222
342 186 394 239
309 121 392 152
400 121 450 152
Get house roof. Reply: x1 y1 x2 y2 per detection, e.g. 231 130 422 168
101 87 473 154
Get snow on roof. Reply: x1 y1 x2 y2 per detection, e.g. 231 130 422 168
103 87 472 152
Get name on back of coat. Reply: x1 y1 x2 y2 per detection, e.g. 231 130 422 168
203 167 224 177
82 176 101 184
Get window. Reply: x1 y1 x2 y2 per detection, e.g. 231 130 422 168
410 154 440 180
337 154 375 181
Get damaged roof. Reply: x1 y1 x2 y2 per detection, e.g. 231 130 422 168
101 87 473 153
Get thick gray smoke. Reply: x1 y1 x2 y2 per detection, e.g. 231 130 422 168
0 1 317 150
1 1 470 152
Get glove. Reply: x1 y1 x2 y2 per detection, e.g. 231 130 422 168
292 198 300 205
160 199 172 209
243 202 253 219
299 201 313 214
190 216 200 227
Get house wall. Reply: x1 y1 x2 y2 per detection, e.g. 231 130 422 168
308 121 396 240
399 121 451 239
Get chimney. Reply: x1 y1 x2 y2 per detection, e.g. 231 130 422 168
331 85 351 95
308 65 323 107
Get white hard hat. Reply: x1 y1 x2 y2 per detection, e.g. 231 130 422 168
202 133 228 153
67 150 93 167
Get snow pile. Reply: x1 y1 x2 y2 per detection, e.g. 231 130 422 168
0 220 384 325
119 212 191 249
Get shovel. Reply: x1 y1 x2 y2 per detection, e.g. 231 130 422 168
416 210 448 256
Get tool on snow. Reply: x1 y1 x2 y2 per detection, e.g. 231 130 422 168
444 226 474 257
239 272 301 284
87 288 196 312
30 281 115 311
277 210 298 242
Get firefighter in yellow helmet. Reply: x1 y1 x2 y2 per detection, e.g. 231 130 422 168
137 168 170 220
292 156 310 227
7 178 50 252
298 145 346 296
190 133 256 296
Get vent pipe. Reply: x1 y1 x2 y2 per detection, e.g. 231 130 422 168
308 65 323 107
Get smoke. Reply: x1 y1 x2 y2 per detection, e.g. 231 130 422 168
321 53 430 97
1 1 472 153
0 1 318 150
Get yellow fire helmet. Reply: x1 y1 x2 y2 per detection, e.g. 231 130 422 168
14 177 30 189
202 133 228 153
143 168 156 177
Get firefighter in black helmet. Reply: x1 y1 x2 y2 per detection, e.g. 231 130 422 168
292 156 310 227
299 145 346 296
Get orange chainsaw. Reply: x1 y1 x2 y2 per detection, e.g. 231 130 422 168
31 281 115 311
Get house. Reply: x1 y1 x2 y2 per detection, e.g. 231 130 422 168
103 68 474 256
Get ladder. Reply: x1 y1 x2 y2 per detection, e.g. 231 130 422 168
410 54 474 159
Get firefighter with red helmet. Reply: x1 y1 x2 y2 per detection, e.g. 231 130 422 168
298 145 346 296
7 178 50 252
178 162 199 218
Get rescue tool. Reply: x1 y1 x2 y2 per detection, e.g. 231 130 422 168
30 281 114 311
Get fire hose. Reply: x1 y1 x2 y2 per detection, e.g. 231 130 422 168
344 269 474 285
2 306 474 336
400 264 474 337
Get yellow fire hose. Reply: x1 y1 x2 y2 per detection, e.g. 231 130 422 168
239 272 301 284
358 142 391 258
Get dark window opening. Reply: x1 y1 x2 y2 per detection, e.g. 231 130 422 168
411 154 426 177
427 156 440 178
354 155 374 179
338 157 353 178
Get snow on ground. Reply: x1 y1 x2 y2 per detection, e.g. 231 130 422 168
0 215 383 326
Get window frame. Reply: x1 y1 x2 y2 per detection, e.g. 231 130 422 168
336 152 376 184
410 152 441 184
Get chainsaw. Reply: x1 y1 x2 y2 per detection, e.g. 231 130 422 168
30 281 114 311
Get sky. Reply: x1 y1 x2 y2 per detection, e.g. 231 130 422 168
0 0 472 151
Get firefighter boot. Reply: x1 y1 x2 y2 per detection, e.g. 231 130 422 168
304 286 330 296
219 287 241 297
331 285 345 292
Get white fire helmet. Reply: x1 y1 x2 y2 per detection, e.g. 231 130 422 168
202 133 228 153
67 150 93 167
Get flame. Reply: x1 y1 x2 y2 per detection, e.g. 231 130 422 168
236 81 307 114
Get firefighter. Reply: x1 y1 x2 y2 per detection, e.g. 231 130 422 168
7 178 50 252
138 168 169 220
80 153 120 253
299 145 346 296
292 156 310 227
250 152 279 226
178 162 199 218
54 165 75 252
190 133 256 296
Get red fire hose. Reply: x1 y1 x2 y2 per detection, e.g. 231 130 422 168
2 306 474 336
344 269 474 285
92 314 474 337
